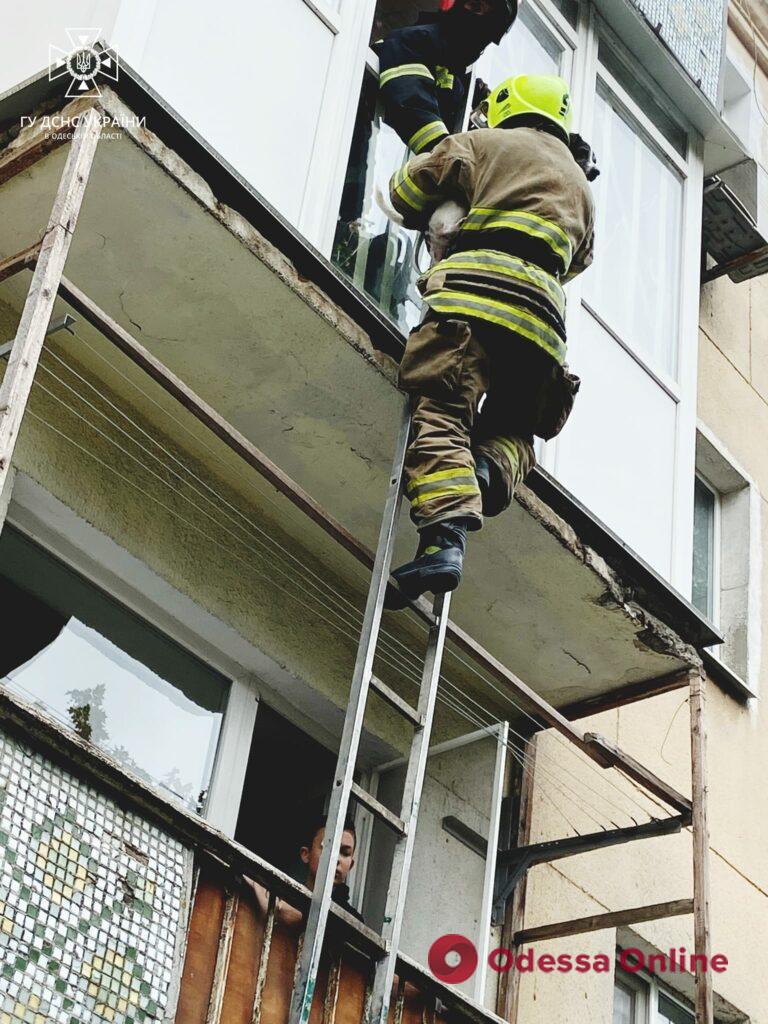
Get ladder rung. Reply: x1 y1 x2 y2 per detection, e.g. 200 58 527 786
351 783 407 836
370 675 425 728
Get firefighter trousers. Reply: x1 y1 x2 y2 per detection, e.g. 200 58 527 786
399 314 558 530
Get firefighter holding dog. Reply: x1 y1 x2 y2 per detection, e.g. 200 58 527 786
386 74 596 602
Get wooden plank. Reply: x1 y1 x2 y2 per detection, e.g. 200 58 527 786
561 667 692 720
498 735 535 1023
259 914 302 1024
321 955 342 1024
0 241 41 286
206 891 239 1023
252 893 277 1024
583 732 692 814
0 104 101 501
175 874 228 1024
0 97 97 188
332 956 369 1024
689 670 714 1024
218 884 267 1024
514 898 693 944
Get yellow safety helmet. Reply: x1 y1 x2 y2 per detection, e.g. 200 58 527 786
486 74 573 139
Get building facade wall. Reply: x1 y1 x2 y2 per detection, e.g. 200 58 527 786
512 4 768 1022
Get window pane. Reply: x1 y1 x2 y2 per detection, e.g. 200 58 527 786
613 982 636 1024
584 79 683 377
692 477 716 618
598 38 686 155
0 528 227 811
332 69 436 334
658 993 695 1024
473 4 565 88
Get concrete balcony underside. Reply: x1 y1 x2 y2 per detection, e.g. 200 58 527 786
0 71 718 740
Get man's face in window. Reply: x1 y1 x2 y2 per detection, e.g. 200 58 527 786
301 828 356 885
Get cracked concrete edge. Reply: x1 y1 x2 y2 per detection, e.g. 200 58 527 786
515 483 702 669
96 89 402 391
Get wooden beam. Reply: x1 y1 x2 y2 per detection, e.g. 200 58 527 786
0 97 97 188
690 670 714 1024
0 105 101 505
497 734 536 1024
53 276 694 818
583 732 692 815
561 668 691 720
514 898 693 945
0 241 41 287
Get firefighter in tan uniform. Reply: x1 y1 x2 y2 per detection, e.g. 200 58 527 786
386 74 596 602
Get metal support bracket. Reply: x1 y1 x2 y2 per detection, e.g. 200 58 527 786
492 814 689 923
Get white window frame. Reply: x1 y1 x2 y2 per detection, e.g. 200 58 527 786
301 0 344 34
462 0 578 131
695 424 761 695
582 21 690 397
614 961 698 1024
353 724 508 1005
3 471 262 836
541 3 703 593
693 470 722 628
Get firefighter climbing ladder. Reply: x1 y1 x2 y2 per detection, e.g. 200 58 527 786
288 398 450 1024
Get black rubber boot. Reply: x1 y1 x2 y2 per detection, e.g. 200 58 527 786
475 454 508 518
386 520 468 608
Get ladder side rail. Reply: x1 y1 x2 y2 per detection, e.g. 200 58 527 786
368 589 452 1024
288 399 412 1024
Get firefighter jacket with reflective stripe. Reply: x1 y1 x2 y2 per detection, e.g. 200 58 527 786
375 24 467 154
388 126 595 364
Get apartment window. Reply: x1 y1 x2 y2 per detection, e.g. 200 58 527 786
235 702 340 878
692 430 757 685
470 2 570 92
0 527 228 812
584 44 687 380
613 969 695 1024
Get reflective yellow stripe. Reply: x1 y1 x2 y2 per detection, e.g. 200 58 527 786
408 120 448 153
461 208 573 267
393 163 439 212
493 437 521 470
410 484 480 508
407 467 475 493
435 66 455 89
380 63 434 87
424 289 567 363
425 250 565 314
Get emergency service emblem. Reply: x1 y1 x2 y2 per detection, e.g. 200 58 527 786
49 29 119 99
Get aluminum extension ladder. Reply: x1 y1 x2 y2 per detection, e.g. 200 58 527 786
288 398 452 1024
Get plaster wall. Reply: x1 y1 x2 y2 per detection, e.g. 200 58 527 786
514 10 768 1021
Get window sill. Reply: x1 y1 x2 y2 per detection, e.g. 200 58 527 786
702 649 756 702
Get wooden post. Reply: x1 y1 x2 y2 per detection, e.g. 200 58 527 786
0 103 101 505
497 735 537 1023
689 669 713 1024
